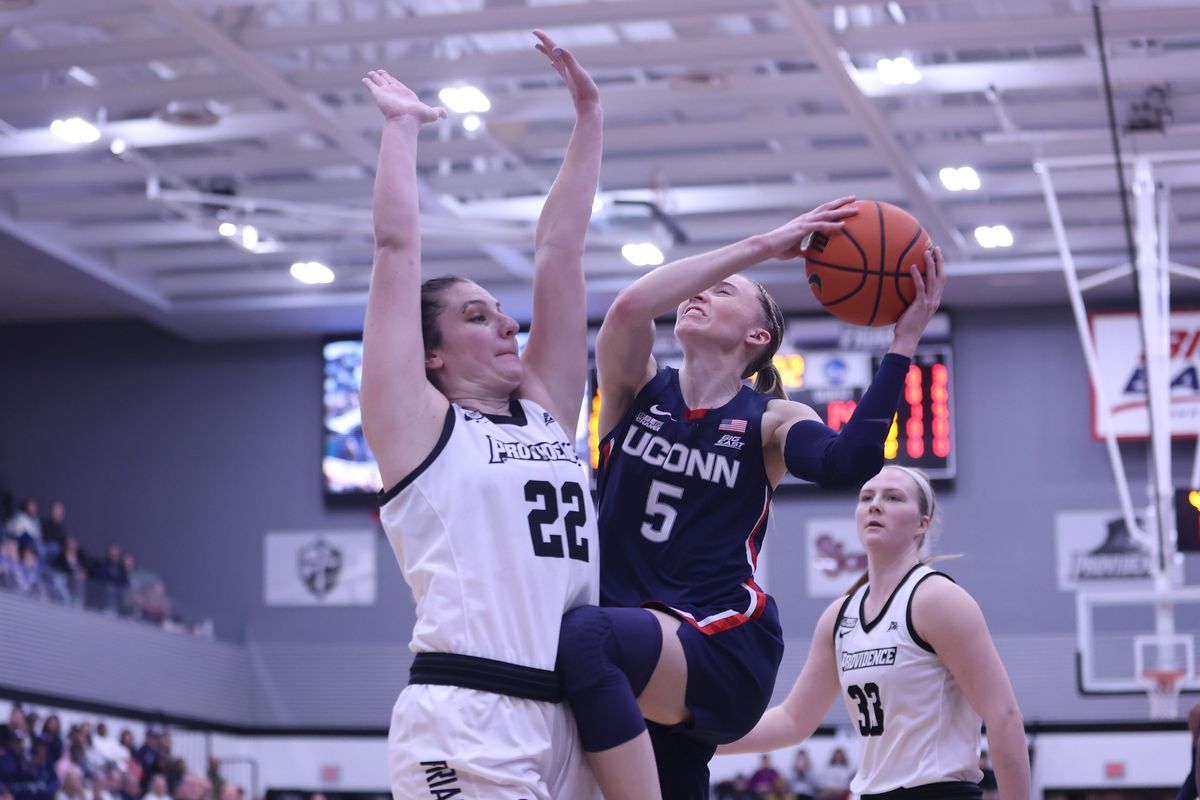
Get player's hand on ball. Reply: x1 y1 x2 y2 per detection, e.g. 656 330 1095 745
765 197 858 260
892 245 945 352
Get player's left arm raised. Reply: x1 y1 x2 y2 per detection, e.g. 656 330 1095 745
519 30 602 434
914 578 1030 800
767 245 945 489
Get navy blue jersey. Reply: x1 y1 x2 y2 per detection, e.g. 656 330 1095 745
597 367 774 635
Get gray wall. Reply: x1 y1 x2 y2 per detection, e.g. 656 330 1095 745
0 321 409 645
1 310 1196 726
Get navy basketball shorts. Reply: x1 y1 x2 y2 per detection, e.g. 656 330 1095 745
649 597 785 799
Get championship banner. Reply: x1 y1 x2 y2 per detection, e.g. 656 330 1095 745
1091 310 1200 439
1054 510 1155 592
805 517 867 597
264 531 377 606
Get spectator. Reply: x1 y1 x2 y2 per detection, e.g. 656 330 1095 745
39 717 63 765
0 731 26 788
116 734 135 761
51 538 88 607
203 761 221 800
2 780 15 800
140 775 169 800
0 539 19 591
790 749 818 800
3 708 30 752
172 774 210 800
92 546 128 614
118 772 141 800
55 740 90 785
134 731 164 791
6 498 41 547
54 766 85 800
26 739 60 800
764 774 797 800
217 786 240 800
749 754 781 795
90 725 125 770
41 502 68 563
816 748 853 800
16 543 47 599
91 766 118 800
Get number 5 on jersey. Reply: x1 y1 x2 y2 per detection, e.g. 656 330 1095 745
641 479 684 542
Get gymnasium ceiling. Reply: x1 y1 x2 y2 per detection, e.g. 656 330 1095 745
2 0 1200 340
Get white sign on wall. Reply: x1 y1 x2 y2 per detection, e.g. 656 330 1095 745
264 531 377 606
1091 311 1200 439
1054 510 1155 592
805 517 867 597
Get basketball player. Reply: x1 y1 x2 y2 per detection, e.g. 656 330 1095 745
360 32 613 800
1178 701 1199 800
721 466 1031 800
554 200 945 799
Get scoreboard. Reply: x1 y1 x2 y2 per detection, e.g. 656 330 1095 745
581 313 955 482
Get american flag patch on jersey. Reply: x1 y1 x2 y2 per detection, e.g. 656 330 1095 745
719 418 747 433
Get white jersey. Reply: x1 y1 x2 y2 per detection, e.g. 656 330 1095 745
380 398 599 670
834 564 984 795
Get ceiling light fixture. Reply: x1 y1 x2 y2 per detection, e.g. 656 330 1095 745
290 261 335 285
438 86 491 114
876 56 921 86
974 225 1013 249
50 117 101 145
621 242 665 268
938 166 981 191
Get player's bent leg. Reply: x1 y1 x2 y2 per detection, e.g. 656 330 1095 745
636 609 691 726
388 685 551 800
557 606 667 800
557 605 664 749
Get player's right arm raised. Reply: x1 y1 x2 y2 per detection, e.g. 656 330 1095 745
596 198 855 437
359 70 450 488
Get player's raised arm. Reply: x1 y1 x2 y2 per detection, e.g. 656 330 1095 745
597 198 856 437
765 245 945 489
359 71 449 488
518 31 603 435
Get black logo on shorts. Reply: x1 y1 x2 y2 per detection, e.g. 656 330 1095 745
419 761 462 799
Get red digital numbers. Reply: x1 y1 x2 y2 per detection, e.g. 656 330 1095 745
905 365 925 459
931 363 950 458
827 400 857 432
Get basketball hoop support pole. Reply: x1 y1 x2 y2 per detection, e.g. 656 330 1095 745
1035 162 1142 546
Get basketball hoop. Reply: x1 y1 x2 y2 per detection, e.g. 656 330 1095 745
1141 669 1185 720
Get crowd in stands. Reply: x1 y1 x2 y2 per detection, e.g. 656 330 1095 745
0 706 242 800
713 748 854 800
712 747 999 800
0 492 211 638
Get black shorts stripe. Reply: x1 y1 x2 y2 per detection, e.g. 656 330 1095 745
862 780 983 800
408 652 562 704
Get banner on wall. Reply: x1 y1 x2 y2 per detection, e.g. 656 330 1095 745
264 531 376 606
1091 310 1200 439
805 517 866 597
1054 510 1156 592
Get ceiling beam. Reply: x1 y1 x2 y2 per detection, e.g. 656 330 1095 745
772 0 966 257
142 0 535 279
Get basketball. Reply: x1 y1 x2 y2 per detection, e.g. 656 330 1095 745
802 200 932 327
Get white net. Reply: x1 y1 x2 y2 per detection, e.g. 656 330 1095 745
1143 669 1184 720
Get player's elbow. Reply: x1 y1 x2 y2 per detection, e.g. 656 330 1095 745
985 702 1024 739
607 286 655 325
